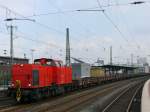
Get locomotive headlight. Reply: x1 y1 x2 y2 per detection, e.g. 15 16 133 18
28 83 31 87
20 64 24 67
11 83 14 87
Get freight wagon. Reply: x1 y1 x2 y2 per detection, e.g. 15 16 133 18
71 63 91 80
90 66 105 77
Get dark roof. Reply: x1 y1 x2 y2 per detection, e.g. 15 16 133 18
93 64 137 71
0 56 28 61
71 57 85 63
34 58 53 62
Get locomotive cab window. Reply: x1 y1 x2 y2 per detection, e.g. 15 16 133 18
46 60 57 66
32 70 39 86
34 62 41 64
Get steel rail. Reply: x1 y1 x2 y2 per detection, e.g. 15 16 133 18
126 84 143 112
102 81 144 112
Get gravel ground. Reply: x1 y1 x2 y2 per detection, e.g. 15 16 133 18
79 78 147 112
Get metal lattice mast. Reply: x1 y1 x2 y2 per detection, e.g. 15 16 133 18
4 18 35 64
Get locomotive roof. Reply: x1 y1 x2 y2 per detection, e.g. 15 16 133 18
34 58 62 62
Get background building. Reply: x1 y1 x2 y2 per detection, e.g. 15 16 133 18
137 57 148 66
0 56 28 65
0 56 29 89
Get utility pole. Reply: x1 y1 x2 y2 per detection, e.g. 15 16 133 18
31 49 35 63
4 18 35 64
110 46 112 65
66 28 71 66
131 53 134 66
10 25 14 65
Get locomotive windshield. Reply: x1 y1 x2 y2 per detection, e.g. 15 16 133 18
32 70 39 86
34 58 62 67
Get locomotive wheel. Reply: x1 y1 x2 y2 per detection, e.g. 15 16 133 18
45 89 50 98
36 91 42 100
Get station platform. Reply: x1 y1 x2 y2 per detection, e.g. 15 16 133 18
141 79 150 112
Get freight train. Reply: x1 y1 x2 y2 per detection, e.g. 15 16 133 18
8 58 142 102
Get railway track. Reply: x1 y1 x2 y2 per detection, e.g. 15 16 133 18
126 83 143 112
0 96 16 110
102 81 144 112
49 79 145 112
0 76 148 112
42 83 121 112
0 79 124 112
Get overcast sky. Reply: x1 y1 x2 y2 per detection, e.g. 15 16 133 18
0 0 150 64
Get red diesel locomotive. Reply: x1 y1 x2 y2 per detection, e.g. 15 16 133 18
10 58 72 101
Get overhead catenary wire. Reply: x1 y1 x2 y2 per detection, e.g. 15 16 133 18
96 0 135 46
16 30 62 48
0 1 147 41
46 0 100 62
0 4 66 35
46 0 93 39
23 1 150 18
96 0 148 60
0 3 92 46
46 0 148 54
0 29 62 58
0 25 62 49
46 0 102 42
0 1 148 40
23 0 147 52
0 1 148 19
0 3 71 59
114 1 142 51
29 0 143 58
116 0 146 53
42 0 99 53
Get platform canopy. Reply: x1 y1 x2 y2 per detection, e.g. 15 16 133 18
100 64 137 71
